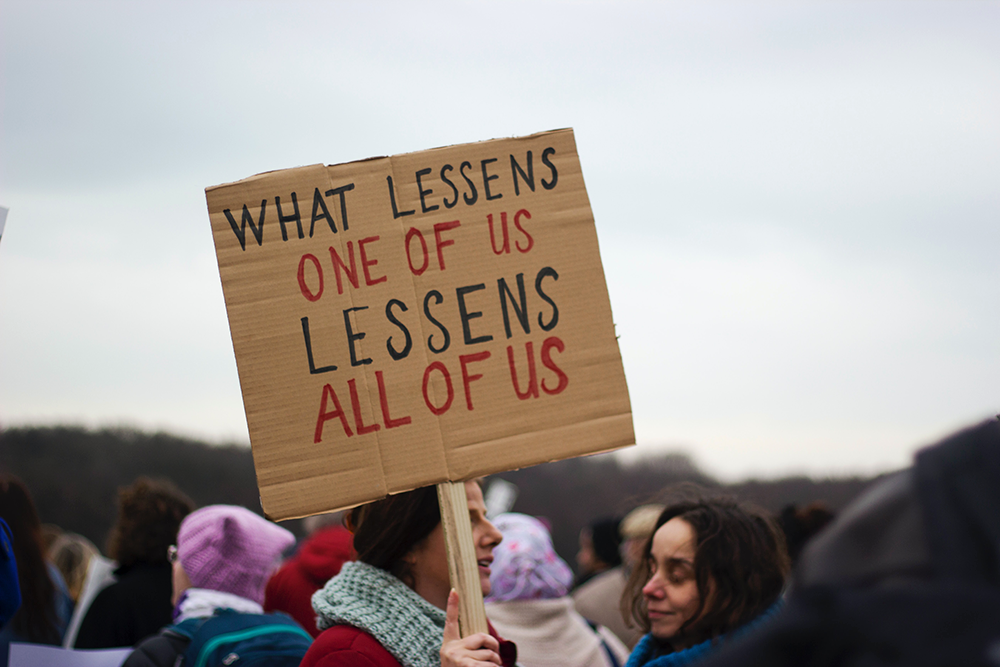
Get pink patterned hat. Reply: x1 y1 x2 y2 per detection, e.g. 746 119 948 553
486 513 573 602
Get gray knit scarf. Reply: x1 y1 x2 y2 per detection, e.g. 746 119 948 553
312 561 447 667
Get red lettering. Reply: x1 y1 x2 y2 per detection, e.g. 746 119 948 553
506 342 539 400
405 228 429 276
329 241 359 294
488 212 510 255
460 351 491 411
298 253 324 302
422 361 455 415
314 384 353 442
514 209 533 253
433 220 461 270
348 378 380 435
540 336 569 395
376 370 411 429
358 235 387 286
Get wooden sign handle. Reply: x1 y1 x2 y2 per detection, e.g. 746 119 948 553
436 481 489 636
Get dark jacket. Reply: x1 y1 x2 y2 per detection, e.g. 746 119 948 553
75 562 173 649
120 625 189 667
697 419 1000 667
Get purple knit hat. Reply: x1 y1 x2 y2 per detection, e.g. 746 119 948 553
176 504 294 605
485 513 573 602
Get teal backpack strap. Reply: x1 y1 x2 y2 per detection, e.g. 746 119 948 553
181 610 312 667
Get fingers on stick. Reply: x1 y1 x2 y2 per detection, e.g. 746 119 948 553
441 589 503 667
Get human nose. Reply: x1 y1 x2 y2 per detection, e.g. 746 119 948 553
479 517 502 548
642 572 665 600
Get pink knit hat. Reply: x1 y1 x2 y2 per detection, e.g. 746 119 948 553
176 505 294 605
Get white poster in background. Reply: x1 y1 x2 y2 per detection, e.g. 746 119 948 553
0 206 8 243
62 554 117 648
484 478 519 518
8 643 131 667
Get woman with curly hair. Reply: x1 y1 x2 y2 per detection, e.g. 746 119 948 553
0 476 74 666
74 476 195 648
622 498 789 667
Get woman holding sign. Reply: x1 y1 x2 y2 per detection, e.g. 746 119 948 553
301 480 515 667
621 498 788 667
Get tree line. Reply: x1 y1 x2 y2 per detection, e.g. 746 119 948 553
0 425 879 569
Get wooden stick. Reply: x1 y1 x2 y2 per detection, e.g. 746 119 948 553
437 481 489 636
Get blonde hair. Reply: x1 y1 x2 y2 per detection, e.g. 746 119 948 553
48 532 100 602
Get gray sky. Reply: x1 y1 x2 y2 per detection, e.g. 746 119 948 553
1 0 997 480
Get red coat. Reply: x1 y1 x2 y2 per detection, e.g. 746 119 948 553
263 525 355 638
300 623 518 667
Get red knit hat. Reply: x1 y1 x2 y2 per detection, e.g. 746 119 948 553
177 504 294 605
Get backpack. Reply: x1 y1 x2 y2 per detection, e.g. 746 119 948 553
172 609 312 667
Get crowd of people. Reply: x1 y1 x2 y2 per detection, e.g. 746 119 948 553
1 417 997 667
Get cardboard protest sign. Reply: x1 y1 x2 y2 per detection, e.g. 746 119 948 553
206 129 632 521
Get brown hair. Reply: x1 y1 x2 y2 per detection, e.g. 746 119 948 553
348 485 441 587
105 477 195 567
622 496 789 647
0 475 61 644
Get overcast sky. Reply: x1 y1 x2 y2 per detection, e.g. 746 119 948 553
1 0 997 481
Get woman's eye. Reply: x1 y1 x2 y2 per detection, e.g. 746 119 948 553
667 566 690 584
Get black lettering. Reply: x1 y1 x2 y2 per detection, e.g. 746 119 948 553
275 192 302 241
416 168 439 214
343 306 373 367
325 183 355 232
385 299 413 361
535 266 559 331
510 152 535 196
224 200 266 251
541 147 558 190
460 161 478 205
310 188 337 236
440 164 459 209
457 283 493 346
301 317 337 373
482 158 502 201
387 175 415 218
498 273 530 338
423 290 451 353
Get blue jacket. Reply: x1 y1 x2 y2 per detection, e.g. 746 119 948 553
0 519 19 628
625 602 783 667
